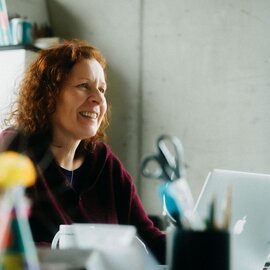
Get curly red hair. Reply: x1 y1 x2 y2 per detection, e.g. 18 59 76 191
8 39 110 153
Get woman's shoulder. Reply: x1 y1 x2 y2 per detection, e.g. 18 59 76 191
0 127 18 137
0 127 19 151
93 141 118 161
0 128 48 156
90 141 132 179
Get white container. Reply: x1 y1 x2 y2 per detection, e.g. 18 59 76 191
10 18 33 45
51 224 76 249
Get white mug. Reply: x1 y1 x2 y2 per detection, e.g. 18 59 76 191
51 224 77 249
51 223 139 250
51 224 156 270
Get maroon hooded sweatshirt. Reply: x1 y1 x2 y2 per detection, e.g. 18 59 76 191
0 128 165 264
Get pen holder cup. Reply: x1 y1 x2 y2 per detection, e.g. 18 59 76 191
170 229 230 270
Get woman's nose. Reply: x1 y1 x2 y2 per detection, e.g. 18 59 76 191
88 88 105 104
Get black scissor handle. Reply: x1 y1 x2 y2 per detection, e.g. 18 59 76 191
141 134 186 182
157 134 185 180
141 154 165 180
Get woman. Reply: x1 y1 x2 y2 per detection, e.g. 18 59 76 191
0 39 165 263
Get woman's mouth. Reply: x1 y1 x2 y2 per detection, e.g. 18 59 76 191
79 111 98 119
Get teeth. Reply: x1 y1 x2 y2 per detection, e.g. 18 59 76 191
80 112 98 119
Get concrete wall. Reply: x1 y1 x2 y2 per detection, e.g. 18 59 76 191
7 0 50 25
47 0 142 187
140 1 270 214
46 0 270 215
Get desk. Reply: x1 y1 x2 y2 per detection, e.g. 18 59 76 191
38 248 168 270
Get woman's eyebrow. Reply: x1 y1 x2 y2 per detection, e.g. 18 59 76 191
77 77 90 81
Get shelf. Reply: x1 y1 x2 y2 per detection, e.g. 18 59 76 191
0 44 40 52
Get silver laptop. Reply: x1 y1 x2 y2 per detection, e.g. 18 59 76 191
195 169 270 270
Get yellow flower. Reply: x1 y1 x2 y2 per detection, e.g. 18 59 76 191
0 151 36 188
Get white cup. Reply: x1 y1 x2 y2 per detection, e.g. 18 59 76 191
51 224 139 250
51 223 147 253
51 224 158 270
51 224 77 249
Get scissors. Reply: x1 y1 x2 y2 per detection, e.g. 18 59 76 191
141 134 186 182
141 135 190 226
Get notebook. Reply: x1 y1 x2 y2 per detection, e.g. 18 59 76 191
194 169 270 270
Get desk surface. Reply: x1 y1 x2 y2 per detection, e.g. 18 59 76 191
38 248 168 270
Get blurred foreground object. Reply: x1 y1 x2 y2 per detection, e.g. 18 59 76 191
0 151 36 188
0 151 40 270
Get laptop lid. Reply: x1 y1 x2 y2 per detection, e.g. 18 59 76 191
195 169 270 270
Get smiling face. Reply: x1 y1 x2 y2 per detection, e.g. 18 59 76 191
51 58 107 145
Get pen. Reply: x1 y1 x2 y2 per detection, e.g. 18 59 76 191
205 195 216 230
222 185 232 231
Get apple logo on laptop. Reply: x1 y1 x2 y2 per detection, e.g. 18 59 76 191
233 215 247 235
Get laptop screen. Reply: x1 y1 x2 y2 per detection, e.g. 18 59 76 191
195 169 270 270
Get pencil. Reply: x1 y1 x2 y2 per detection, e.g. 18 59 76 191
222 185 232 231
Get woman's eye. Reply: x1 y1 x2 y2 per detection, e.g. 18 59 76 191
99 88 106 94
78 83 89 89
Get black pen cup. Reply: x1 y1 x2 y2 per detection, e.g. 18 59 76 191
170 229 230 270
